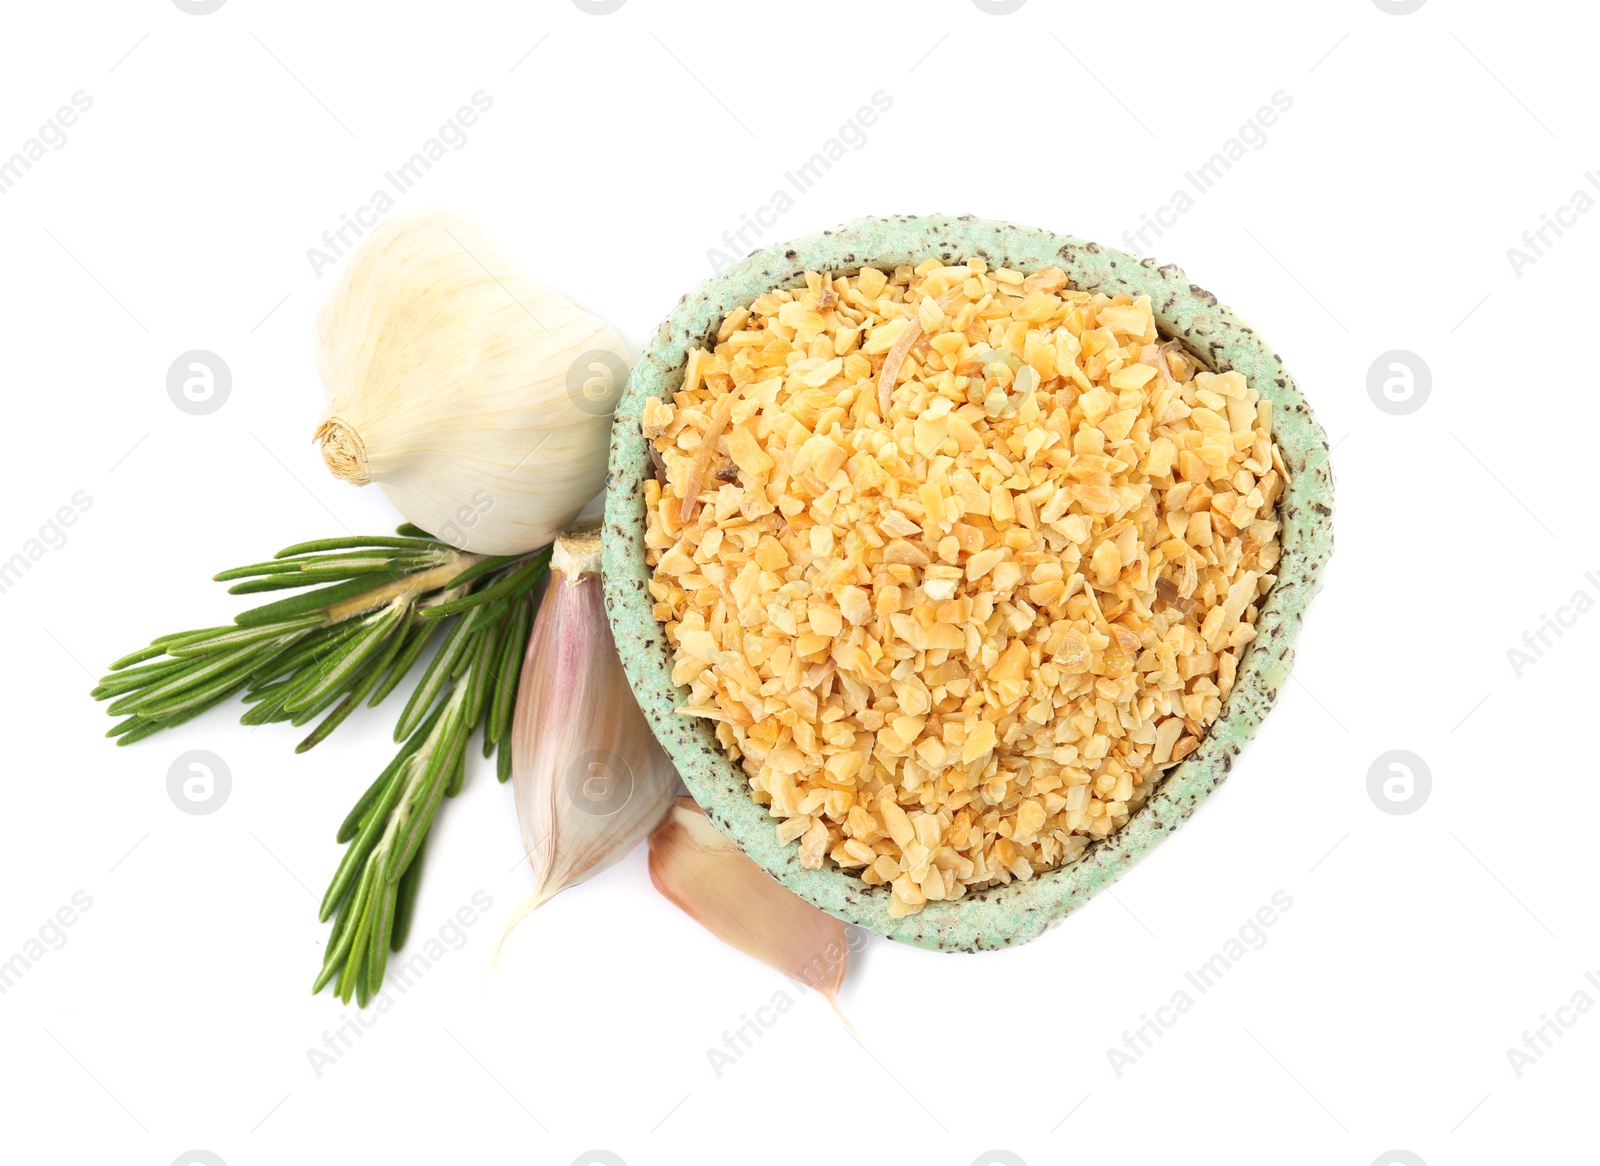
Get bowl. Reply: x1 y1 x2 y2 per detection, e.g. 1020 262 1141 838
602 214 1333 951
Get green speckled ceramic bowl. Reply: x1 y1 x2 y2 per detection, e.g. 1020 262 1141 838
602 215 1332 951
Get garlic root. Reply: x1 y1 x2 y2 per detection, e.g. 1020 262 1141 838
313 418 370 485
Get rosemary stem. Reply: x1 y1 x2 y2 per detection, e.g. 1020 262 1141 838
323 552 483 624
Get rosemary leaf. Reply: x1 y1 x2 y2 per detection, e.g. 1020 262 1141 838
283 605 406 714
247 620 367 690
366 881 398 997
392 608 482 741
274 535 442 558
233 569 413 628
105 643 170 671
449 624 488 685
104 715 144 739
441 552 525 591
319 757 411 924
239 691 292 727
167 615 323 657
91 655 195 699
226 567 404 596
150 626 234 650
336 861 381 1004
112 720 174 748
488 595 532 749
217 551 434 581
108 640 269 716
465 613 505 732
389 835 426 951
385 694 467 882
295 614 416 753
444 738 469 799
114 680 247 745
312 894 356 995
365 620 435 710
421 553 547 619
320 701 447 919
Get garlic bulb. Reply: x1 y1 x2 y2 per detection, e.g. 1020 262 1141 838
314 212 629 554
508 529 679 918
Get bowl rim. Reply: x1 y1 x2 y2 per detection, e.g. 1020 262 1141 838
602 213 1333 952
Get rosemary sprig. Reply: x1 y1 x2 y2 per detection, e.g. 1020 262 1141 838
94 525 547 1005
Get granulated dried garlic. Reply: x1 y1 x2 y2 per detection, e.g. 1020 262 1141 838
642 260 1283 916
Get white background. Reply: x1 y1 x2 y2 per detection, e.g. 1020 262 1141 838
0 2 1592 1164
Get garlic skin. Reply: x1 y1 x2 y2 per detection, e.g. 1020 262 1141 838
510 531 678 910
315 213 629 554
650 798 856 1018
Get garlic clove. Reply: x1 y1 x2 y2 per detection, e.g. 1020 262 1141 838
315 212 630 554
649 797 856 1022
503 530 679 946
